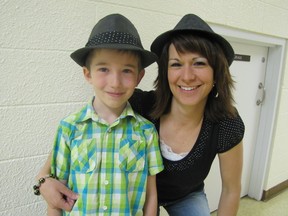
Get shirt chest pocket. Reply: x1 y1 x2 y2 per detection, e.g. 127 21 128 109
71 139 100 173
119 138 146 172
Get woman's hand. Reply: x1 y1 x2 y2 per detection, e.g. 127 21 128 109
40 177 78 212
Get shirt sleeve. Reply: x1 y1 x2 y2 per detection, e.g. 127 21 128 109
143 124 164 176
217 113 245 153
51 121 71 180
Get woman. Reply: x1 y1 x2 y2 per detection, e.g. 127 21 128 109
36 14 244 216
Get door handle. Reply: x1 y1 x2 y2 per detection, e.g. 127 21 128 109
256 82 265 106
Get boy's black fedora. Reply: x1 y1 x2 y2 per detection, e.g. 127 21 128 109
71 14 157 68
151 14 235 65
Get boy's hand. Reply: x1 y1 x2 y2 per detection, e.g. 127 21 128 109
40 177 78 212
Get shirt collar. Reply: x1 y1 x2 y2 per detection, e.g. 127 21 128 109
75 97 137 123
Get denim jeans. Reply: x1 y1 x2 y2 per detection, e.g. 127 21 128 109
159 189 210 216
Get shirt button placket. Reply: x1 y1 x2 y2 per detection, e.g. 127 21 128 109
103 127 112 213
102 180 109 213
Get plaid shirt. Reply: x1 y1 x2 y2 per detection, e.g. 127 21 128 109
51 98 163 216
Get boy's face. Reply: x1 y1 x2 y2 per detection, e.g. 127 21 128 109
83 49 145 115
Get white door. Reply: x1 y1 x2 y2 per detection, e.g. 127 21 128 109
205 42 268 212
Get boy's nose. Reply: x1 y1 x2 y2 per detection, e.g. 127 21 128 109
110 72 121 87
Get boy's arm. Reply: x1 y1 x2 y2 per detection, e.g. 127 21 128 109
47 206 62 216
142 125 163 215
36 152 78 212
36 152 52 180
143 175 158 216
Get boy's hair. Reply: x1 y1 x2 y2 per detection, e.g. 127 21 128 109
151 33 237 122
84 49 143 71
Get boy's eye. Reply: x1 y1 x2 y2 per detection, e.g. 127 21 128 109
98 67 109 72
123 68 133 73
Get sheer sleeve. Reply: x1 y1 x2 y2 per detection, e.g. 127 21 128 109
217 112 245 153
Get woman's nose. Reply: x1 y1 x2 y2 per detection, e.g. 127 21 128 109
182 65 196 80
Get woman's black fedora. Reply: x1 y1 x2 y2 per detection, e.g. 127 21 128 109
151 14 235 65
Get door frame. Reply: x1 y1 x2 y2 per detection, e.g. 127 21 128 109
210 24 286 200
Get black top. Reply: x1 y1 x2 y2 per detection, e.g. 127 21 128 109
129 89 245 203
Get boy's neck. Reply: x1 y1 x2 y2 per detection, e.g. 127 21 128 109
92 99 127 124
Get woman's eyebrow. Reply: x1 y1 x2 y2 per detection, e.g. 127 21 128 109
168 58 180 61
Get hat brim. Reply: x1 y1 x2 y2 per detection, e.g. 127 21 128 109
71 44 157 68
151 29 235 66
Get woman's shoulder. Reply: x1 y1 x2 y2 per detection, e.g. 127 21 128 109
219 111 244 129
131 89 156 100
129 89 156 118
217 110 245 152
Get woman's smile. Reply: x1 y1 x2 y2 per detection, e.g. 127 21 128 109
179 85 200 91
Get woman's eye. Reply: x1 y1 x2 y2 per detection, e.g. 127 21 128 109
194 61 207 66
170 62 182 67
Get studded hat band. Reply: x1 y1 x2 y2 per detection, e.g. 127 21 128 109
86 31 142 48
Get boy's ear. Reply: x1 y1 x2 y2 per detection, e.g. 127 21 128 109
137 69 145 86
83 67 92 83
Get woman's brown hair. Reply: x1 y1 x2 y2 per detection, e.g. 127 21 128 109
150 33 237 122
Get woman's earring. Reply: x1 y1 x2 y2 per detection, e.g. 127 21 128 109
213 83 219 98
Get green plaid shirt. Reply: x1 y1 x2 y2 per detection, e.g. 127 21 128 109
51 98 163 216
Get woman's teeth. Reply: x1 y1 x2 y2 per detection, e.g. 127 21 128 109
180 86 197 91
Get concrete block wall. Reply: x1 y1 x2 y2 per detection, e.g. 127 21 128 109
1 0 287 215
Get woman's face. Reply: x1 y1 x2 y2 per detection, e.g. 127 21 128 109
167 44 214 109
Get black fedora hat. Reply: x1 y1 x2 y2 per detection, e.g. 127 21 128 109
151 14 235 65
71 14 157 68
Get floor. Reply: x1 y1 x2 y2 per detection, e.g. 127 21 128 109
160 188 288 216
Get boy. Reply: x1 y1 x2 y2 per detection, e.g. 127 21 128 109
46 14 163 215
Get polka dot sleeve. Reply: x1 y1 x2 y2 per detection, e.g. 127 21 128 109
217 113 245 153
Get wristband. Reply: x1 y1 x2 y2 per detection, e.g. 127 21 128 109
33 174 56 195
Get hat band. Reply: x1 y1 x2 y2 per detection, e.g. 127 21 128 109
86 31 142 48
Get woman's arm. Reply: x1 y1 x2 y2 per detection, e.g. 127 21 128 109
36 152 78 212
143 175 158 216
217 141 243 216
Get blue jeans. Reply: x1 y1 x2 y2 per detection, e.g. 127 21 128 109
159 189 210 216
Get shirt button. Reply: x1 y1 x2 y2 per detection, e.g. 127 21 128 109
104 180 109 185
103 206 107 211
107 128 111 133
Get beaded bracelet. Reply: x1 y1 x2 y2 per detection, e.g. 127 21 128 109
33 174 55 196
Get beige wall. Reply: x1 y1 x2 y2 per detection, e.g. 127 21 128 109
1 0 287 214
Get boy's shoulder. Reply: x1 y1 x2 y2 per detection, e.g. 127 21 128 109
125 102 154 128
60 103 91 125
133 112 152 123
132 111 156 130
